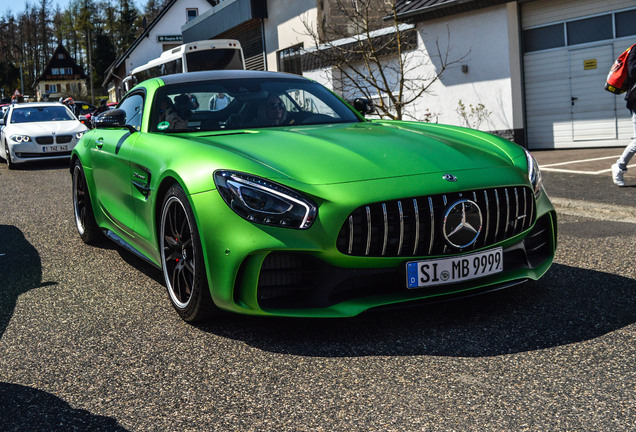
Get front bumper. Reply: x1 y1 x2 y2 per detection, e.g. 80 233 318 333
7 140 78 163
190 169 557 318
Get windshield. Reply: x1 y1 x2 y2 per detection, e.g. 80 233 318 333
11 106 75 123
150 77 361 133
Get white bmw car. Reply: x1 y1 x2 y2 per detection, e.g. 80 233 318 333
0 102 88 169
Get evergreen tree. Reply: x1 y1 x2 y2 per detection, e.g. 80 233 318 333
118 0 139 54
92 31 117 88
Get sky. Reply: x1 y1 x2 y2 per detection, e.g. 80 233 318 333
4 0 145 16
5 0 76 15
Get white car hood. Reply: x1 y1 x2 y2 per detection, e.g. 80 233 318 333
7 120 87 137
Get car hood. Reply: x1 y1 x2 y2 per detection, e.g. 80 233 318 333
8 120 86 136
193 121 523 185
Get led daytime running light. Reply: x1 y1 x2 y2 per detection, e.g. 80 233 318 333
214 171 317 229
525 149 543 198
10 134 31 143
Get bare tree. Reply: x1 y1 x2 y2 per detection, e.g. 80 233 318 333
301 0 467 121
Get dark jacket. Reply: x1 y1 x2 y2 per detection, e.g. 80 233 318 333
626 45 636 112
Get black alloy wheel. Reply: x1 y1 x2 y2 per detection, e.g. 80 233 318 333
160 184 215 322
72 160 101 244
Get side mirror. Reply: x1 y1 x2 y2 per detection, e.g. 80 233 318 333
94 109 127 129
353 98 375 116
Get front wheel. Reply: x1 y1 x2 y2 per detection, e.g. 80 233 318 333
160 184 216 322
5 141 15 169
72 159 102 244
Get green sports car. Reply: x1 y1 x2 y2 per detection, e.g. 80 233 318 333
71 70 556 322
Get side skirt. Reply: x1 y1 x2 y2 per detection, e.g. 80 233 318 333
103 229 162 270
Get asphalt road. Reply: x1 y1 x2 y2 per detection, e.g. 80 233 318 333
0 159 634 431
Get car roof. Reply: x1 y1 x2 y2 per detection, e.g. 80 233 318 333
158 70 309 86
12 102 66 108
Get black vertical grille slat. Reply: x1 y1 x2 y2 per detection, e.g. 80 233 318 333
35 136 54 144
337 186 536 257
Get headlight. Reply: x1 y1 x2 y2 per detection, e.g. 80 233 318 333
525 149 543 198
9 134 31 143
76 132 85 139
214 171 317 229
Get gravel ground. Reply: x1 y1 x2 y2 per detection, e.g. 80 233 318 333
0 162 634 431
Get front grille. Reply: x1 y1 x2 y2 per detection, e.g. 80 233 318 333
337 186 535 257
35 136 54 144
56 135 73 144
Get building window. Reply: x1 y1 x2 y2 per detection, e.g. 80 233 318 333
616 9 636 38
523 24 564 53
48 84 58 93
524 9 636 53
186 8 198 22
567 14 612 45
277 43 304 75
57 54 64 59
52 68 60 75
65 67 73 75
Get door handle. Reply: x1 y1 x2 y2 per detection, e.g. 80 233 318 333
95 138 104 149
571 97 578 106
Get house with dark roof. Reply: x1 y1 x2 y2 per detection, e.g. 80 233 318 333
34 43 88 102
102 0 219 101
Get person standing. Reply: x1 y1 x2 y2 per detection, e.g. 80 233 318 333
93 99 109 116
612 44 636 187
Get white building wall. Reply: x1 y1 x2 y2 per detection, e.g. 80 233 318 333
264 0 316 71
303 4 521 135
409 4 519 131
124 0 213 75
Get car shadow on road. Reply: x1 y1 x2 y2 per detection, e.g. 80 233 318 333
200 263 636 358
0 224 43 340
0 383 129 431
0 225 129 431
0 159 70 171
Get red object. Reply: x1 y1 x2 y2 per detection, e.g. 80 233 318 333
605 44 636 94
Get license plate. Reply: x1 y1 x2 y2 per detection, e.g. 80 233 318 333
43 145 68 152
406 247 503 289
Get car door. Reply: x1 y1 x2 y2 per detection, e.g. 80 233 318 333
89 92 144 235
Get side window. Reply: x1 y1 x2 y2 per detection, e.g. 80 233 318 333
284 89 338 118
119 93 144 131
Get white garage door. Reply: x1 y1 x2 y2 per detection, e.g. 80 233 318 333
569 45 617 142
522 0 636 149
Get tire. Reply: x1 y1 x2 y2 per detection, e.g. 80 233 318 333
72 160 102 244
160 184 216 322
5 141 15 170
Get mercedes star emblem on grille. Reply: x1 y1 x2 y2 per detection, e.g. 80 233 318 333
442 199 483 248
